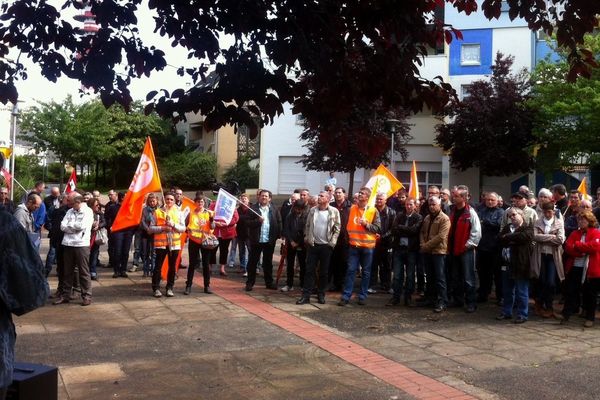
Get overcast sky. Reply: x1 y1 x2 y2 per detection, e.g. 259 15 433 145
13 3 207 107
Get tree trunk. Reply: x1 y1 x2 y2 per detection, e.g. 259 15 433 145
95 160 99 188
59 159 65 192
111 160 117 188
348 169 355 196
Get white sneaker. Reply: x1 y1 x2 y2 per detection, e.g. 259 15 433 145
153 289 162 298
166 289 174 297
388 288 394 294
243 272 248 277
280 285 293 292
367 288 377 294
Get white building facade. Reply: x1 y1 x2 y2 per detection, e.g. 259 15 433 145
259 2 559 199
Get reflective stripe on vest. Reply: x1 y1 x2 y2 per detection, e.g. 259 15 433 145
346 205 376 248
187 210 212 243
154 207 182 248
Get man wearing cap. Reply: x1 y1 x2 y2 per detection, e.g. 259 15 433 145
500 192 537 230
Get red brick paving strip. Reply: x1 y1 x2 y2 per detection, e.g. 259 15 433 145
203 277 477 400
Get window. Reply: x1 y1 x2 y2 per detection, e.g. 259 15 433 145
461 44 481 65
397 170 442 197
460 84 471 99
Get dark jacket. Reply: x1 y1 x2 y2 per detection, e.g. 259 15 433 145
376 205 396 249
247 203 282 245
0 208 49 387
555 197 568 215
499 222 534 279
392 211 423 252
477 206 504 252
43 195 60 233
104 201 119 230
280 198 294 232
236 205 251 241
283 209 308 248
49 205 68 248
330 199 352 246
0 200 15 214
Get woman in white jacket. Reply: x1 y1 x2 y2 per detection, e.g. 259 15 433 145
54 194 94 306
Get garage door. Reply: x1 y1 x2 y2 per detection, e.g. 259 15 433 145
278 156 306 194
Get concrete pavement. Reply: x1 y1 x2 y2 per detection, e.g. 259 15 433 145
13 239 600 399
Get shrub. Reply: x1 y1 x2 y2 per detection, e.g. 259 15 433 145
222 156 259 192
160 151 217 189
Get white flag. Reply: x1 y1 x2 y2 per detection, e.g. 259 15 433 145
213 188 238 225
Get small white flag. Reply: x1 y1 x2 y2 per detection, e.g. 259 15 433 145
213 188 238 225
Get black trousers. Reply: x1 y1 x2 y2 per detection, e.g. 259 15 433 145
477 249 502 300
286 244 306 288
152 248 179 290
371 245 391 290
246 242 275 287
583 277 600 321
303 244 333 297
329 241 348 289
217 238 232 265
187 240 212 288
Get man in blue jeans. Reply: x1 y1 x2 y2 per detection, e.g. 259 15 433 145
338 187 381 306
447 186 481 313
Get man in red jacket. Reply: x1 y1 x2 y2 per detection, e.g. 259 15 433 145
447 186 481 313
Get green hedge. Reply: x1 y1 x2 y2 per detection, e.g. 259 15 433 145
222 156 259 192
159 151 217 189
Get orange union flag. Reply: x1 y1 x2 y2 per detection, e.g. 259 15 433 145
365 163 404 200
112 137 162 232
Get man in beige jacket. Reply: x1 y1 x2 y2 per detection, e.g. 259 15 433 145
419 196 451 313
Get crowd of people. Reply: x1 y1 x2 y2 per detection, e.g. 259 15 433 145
2 179 600 327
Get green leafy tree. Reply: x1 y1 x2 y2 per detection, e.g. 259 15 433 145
20 97 176 187
160 152 217 190
529 34 600 170
222 156 259 192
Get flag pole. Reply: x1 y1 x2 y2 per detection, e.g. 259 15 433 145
217 187 262 218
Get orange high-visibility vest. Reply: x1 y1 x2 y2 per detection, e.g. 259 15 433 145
187 209 212 244
347 205 377 248
154 207 182 248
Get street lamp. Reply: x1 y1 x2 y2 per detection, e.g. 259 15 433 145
385 118 400 173
10 102 19 201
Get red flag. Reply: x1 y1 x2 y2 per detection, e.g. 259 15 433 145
1 168 11 191
64 169 77 194
112 137 162 232
161 196 195 280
